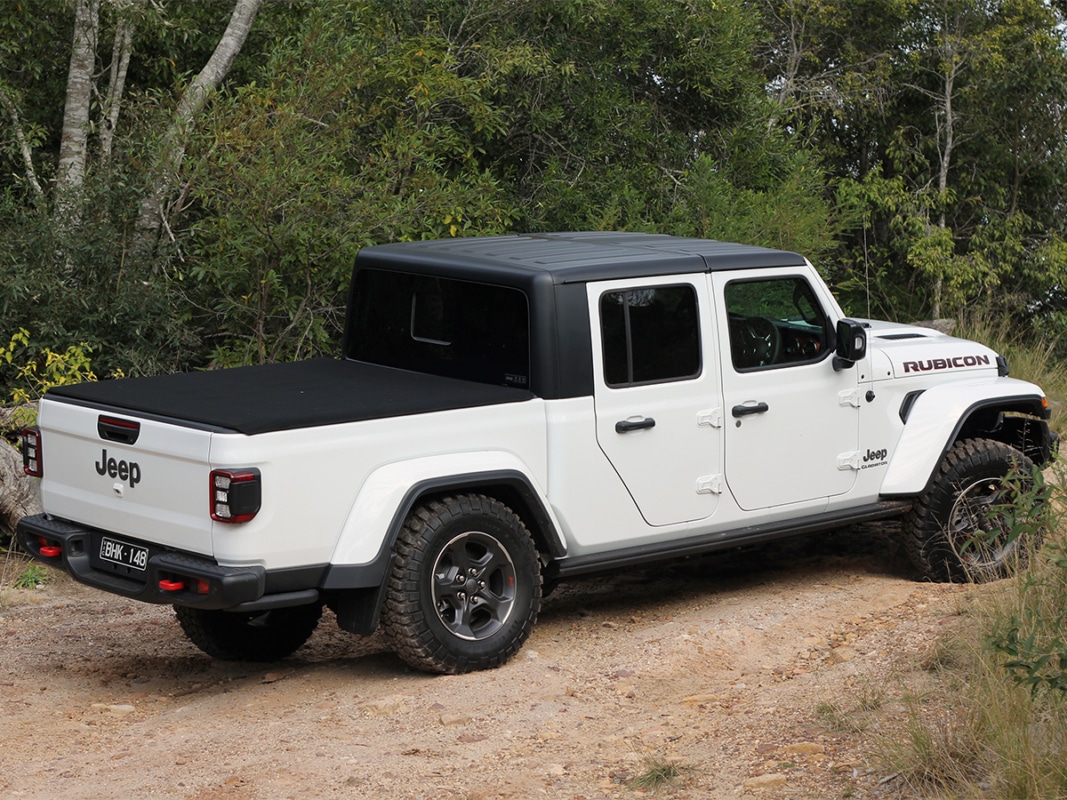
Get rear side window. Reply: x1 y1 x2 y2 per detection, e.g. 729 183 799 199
348 269 530 388
600 285 700 386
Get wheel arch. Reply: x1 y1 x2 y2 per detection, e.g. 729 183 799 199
322 457 563 636
881 380 1052 498
387 471 566 563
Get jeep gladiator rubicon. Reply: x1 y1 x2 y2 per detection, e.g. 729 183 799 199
18 232 1055 674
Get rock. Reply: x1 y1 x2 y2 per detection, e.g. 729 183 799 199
0 437 42 537
744 773 788 790
829 646 858 664
680 693 722 706
91 703 135 715
781 742 825 756
439 712 473 727
359 694 410 716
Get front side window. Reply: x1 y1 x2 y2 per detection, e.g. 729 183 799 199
348 269 530 388
600 285 700 386
725 276 829 371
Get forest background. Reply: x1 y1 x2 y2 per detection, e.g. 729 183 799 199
2 0 1067 390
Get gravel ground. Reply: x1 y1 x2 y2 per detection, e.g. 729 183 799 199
0 525 969 800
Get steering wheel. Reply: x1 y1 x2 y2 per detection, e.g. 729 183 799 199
744 316 782 367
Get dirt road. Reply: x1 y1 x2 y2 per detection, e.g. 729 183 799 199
0 527 965 799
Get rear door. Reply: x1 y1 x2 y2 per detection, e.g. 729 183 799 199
589 275 722 526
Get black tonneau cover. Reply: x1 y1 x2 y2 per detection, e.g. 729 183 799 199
46 358 535 435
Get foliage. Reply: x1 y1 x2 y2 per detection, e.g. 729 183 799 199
0 0 1066 382
12 562 48 590
881 452 1067 797
630 755 692 790
0 181 198 388
181 4 518 365
0 325 96 400
989 534 1067 695
757 0 1067 329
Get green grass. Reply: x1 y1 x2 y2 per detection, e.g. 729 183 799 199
873 321 1067 798
879 471 1067 797
630 755 693 790
955 312 1067 433
12 561 48 589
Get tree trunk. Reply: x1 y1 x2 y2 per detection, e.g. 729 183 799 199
133 0 263 259
0 88 44 199
56 0 100 202
99 2 136 167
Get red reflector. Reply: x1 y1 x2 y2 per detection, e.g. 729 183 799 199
196 579 210 595
40 545 61 558
158 579 186 592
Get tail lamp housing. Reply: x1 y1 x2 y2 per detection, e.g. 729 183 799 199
22 427 42 477
210 468 262 523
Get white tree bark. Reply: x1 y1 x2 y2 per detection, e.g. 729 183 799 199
0 87 44 198
57 0 100 201
99 2 136 166
133 0 263 256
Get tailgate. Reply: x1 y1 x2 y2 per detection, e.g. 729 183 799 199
37 398 215 556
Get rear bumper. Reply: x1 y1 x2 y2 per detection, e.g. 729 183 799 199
17 514 266 610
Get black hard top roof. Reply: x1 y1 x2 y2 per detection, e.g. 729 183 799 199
354 232 806 284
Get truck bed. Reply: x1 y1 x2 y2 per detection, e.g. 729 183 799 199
46 358 536 434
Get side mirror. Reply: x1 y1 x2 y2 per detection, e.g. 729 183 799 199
833 318 867 370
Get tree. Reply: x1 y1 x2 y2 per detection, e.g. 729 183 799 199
757 0 1067 326
54 0 98 237
133 0 263 258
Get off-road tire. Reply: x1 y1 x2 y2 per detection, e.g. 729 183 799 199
383 493 542 675
175 603 323 661
904 438 1043 583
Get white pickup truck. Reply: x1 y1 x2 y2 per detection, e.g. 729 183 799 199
18 232 1055 673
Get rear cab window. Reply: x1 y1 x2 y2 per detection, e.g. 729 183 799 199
347 269 531 389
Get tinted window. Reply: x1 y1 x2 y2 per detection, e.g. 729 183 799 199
725 277 829 371
348 269 530 388
600 285 700 386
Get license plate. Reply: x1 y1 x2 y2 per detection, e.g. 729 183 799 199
99 536 149 572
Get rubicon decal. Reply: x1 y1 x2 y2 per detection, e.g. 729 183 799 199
903 354 990 373
95 448 141 487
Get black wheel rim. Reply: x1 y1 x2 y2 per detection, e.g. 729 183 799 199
430 530 518 641
947 476 1020 577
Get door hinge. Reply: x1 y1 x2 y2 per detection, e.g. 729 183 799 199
837 451 862 471
838 389 863 408
697 408 723 428
696 474 724 494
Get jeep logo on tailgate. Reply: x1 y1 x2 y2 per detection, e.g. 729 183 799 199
95 448 141 487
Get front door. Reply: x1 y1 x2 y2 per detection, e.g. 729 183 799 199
711 270 859 511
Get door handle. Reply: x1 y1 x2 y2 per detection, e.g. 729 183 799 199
615 417 656 433
732 402 769 417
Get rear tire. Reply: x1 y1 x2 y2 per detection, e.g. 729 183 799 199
383 494 541 674
175 604 322 661
904 438 1044 582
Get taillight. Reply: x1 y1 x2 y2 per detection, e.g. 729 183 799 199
22 427 42 477
210 468 262 523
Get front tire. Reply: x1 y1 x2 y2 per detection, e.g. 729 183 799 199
175 604 322 661
904 438 1044 582
383 494 542 674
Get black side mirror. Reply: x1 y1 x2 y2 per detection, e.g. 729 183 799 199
833 318 867 370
